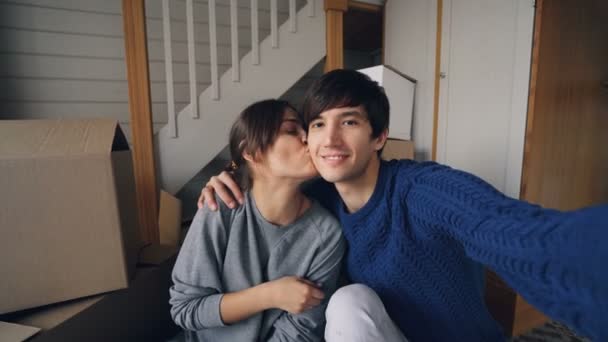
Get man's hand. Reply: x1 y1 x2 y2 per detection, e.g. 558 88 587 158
197 171 244 210
266 276 325 314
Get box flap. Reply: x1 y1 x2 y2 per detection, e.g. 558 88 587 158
159 190 183 247
382 139 415 160
358 65 416 140
7 296 104 331
0 119 129 157
0 321 40 341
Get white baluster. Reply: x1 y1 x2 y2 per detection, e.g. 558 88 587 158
209 0 219 99
186 0 198 118
289 0 296 32
230 0 240 81
308 0 315 17
251 0 259 65
162 0 176 137
271 0 278 48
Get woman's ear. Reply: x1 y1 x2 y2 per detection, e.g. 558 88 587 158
243 149 264 164
243 151 254 163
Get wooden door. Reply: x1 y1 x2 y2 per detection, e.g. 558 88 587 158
514 0 608 335
522 0 608 210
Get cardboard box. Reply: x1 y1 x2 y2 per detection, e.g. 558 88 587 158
358 65 416 141
6 295 104 331
0 119 142 314
0 250 178 342
382 139 415 160
0 321 40 342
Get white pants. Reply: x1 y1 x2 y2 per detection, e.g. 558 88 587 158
325 284 409 342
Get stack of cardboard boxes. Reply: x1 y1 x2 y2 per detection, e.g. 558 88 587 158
0 119 180 341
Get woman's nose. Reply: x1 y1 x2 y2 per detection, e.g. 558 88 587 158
300 129 308 144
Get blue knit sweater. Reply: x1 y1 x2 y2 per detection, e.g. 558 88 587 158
310 159 607 342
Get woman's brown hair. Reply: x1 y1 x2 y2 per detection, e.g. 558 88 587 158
227 99 297 190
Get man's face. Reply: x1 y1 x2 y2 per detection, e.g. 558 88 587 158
306 106 386 185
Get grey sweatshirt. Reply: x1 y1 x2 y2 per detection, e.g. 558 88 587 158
169 192 345 342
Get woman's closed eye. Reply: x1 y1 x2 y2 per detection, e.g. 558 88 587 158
282 122 304 135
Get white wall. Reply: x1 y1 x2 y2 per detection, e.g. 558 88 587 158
384 0 438 161
0 0 294 144
384 0 534 197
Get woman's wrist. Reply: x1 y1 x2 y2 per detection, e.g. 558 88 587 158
254 281 277 311
220 282 276 324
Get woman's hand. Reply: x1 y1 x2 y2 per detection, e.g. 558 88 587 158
266 276 325 314
198 171 245 210
219 276 324 324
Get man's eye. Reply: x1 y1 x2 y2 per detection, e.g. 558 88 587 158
310 122 324 128
343 120 358 126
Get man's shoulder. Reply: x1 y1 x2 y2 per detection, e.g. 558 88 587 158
379 159 456 205
384 159 450 183
384 158 440 172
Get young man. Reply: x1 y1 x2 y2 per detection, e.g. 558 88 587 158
198 70 608 341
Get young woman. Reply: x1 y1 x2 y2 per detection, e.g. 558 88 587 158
169 99 346 342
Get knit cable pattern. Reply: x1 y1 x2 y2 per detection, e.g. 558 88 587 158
326 160 607 342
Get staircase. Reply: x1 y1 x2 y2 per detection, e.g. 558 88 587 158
151 0 326 194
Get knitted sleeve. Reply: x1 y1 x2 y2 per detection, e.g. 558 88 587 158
168 204 230 331
404 162 608 341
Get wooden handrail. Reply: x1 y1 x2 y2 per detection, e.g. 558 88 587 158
324 0 348 72
121 0 160 244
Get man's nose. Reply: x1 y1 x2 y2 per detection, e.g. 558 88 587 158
324 124 341 146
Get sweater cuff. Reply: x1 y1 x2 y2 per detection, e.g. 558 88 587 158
198 293 226 328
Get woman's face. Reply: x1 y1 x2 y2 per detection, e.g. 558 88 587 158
252 109 318 182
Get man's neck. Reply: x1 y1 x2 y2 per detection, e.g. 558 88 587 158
251 180 308 226
334 156 381 214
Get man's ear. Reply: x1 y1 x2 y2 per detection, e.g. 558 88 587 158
374 129 389 152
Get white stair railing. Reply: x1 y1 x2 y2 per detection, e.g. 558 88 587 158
208 0 219 101
251 0 260 65
160 0 306 138
271 0 278 48
289 0 297 32
162 0 176 138
230 0 240 82
154 0 325 193
186 0 198 119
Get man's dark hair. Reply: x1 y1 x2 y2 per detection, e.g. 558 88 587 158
301 69 390 139
228 99 297 190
